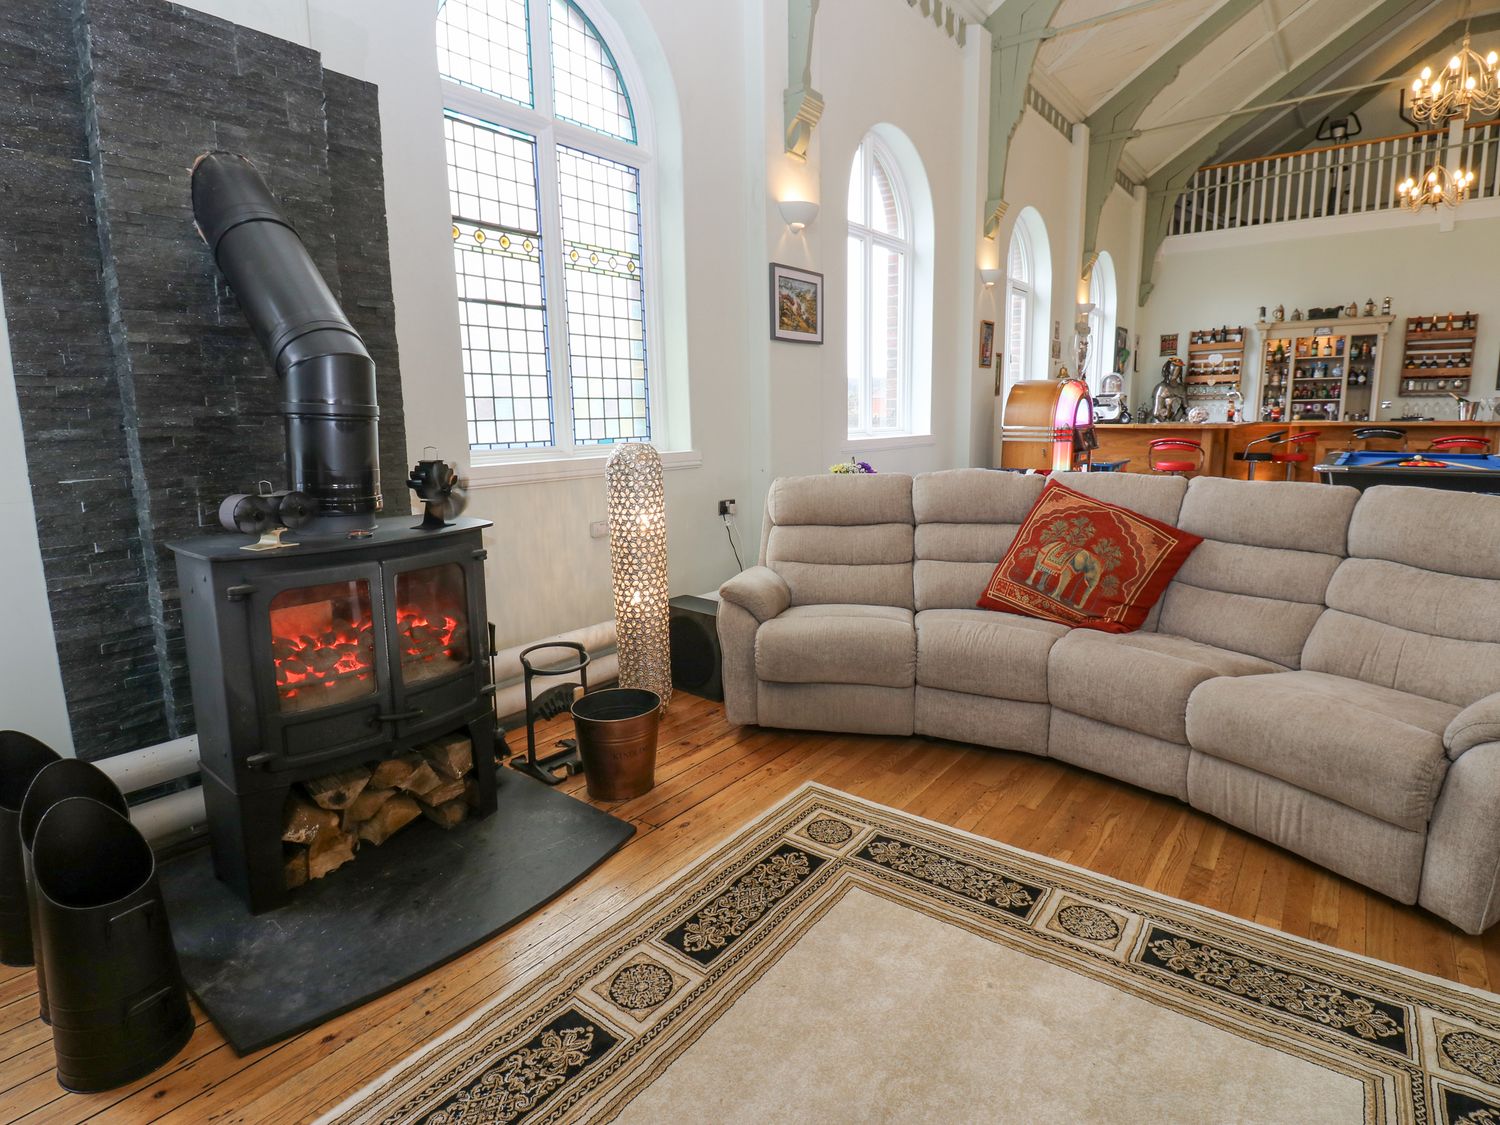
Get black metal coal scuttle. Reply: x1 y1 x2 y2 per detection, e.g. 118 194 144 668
170 519 497 914
166 153 497 913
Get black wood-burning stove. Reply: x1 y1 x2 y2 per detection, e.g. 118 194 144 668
171 520 496 913
168 153 497 913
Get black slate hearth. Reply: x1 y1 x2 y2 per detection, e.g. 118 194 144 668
158 771 634 1054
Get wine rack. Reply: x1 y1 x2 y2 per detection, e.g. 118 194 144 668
1186 326 1245 387
1400 312 1477 397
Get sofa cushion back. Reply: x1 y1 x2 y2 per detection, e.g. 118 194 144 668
763 474 916 609
1048 471 1189 525
1155 478 1358 669
1303 486 1500 707
911 470 1045 610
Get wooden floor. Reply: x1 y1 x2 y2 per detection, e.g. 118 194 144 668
4 694 1499 1122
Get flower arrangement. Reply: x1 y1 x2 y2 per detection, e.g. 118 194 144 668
830 459 876 474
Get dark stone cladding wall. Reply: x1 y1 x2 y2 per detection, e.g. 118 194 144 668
0 2 163 755
0 0 407 758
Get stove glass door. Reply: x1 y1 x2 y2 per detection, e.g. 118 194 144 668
394 563 471 687
269 579 378 714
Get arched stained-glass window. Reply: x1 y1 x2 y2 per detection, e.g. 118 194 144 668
437 0 651 453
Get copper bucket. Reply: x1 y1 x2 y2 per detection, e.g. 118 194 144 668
571 688 661 801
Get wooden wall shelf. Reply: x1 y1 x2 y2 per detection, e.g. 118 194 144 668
1401 314 1479 397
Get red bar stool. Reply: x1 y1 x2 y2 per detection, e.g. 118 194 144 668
1427 435 1491 453
1148 438 1204 476
1269 429 1321 480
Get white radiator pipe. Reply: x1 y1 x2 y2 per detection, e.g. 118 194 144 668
490 620 616 683
97 619 622 840
95 735 200 795
129 786 206 846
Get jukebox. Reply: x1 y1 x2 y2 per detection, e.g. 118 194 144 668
1000 376 1096 472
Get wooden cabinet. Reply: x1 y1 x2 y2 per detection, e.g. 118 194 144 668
1251 316 1394 423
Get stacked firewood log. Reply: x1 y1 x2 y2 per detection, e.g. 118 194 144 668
281 733 477 889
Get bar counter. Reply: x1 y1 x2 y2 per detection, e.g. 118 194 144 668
1088 420 1500 482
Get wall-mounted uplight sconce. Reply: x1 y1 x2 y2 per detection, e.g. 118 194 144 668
979 267 1002 288
777 199 819 234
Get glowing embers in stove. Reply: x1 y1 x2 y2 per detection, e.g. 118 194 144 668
395 563 471 686
270 580 377 714
268 566 472 714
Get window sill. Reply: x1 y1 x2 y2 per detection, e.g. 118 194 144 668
841 434 936 453
465 449 702 489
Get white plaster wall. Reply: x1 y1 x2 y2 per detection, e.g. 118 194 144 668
0 279 73 754
1137 205 1500 420
990 108 1144 461
761 0 988 479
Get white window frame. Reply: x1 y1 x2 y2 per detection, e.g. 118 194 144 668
1084 251 1116 394
1004 225 1033 397
846 134 916 441
440 0 677 477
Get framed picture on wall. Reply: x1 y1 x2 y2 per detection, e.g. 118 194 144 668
770 263 823 343
978 320 995 368
1114 326 1128 375
1159 333 1178 357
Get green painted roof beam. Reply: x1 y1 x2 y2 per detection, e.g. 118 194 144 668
983 0 1063 237
1245 12 1500 159
1137 0 1423 305
1080 0 1261 266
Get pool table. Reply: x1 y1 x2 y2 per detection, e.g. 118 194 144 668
1315 450 1500 493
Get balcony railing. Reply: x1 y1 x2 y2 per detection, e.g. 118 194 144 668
1170 119 1500 235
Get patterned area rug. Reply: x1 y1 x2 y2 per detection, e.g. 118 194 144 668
323 784 1500 1124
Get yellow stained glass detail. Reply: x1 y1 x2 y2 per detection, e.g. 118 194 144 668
474 229 487 244
500 234 511 249
451 224 460 240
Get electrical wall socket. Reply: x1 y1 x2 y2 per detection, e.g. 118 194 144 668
589 520 609 539
718 498 737 516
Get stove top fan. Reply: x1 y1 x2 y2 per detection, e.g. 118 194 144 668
408 452 468 530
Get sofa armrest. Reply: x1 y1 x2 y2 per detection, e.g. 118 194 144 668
1422 740 1500 933
1446 692 1500 759
719 566 791 624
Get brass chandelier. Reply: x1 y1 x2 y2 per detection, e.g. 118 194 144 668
1397 162 1476 212
1409 33 1500 124
1398 31 1498 211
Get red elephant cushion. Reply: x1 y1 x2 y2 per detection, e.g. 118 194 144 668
976 481 1202 633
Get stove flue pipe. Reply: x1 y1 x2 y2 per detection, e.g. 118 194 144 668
191 152 381 518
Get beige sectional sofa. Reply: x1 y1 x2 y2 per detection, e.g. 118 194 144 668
717 469 1500 934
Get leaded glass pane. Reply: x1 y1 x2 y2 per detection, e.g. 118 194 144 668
445 113 542 234
549 0 636 142
445 114 555 449
437 0 533 108
556 146 649 445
